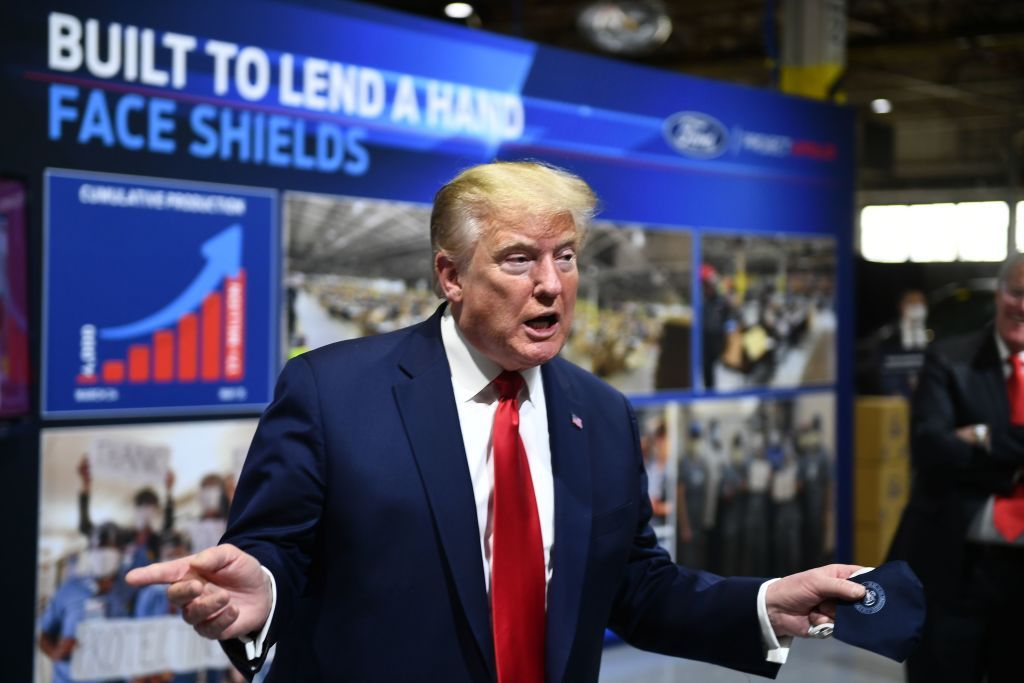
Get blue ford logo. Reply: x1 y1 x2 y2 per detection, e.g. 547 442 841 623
663 111 728 159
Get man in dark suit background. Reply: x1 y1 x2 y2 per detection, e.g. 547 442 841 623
128 161 865 682
891 254 1024 683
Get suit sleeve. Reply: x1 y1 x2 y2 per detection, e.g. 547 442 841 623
606 397 780 679
910 345 1021 493
220 355 327 671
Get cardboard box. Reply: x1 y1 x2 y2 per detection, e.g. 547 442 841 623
854 396 911 527
855 396 909 462
854 520 900 568
854 456 910 524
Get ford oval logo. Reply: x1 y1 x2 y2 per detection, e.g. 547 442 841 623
663 112 729 159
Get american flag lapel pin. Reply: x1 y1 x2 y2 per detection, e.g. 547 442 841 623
571 413 583 430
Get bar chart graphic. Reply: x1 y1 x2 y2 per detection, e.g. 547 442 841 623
76 226 247 387
44 170 277 417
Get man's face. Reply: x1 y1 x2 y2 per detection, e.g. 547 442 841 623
438 212 579 371
997 263 1024 352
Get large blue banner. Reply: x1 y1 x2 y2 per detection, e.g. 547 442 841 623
1 0 856 562
43 170 278 416
2 0 853 232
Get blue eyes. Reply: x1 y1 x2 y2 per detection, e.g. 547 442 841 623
503 252 575 266
499 252 576 276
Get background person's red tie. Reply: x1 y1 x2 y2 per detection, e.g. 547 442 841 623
993 355 1024 542
491 371 546 683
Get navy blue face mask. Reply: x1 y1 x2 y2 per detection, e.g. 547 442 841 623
833 560 925 662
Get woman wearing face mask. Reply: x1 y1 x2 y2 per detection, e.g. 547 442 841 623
187 473 229 553
38 524 126 683
125 488 166 569
77 457 176 570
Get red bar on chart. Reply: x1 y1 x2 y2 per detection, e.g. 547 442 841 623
102 360 125 384
178 313 198 382
201 291 223 382
224 270 246 381
154 330 174 382
76 374 98 385
128 344 151 383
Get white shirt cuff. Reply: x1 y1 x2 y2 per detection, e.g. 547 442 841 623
239 565 277 662
757 578 792 664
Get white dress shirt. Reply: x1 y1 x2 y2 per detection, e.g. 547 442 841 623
994 332 1023 378
246 309 789 664
440 309 788 662
441 309 555 592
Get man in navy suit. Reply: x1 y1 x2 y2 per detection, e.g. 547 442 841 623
128 161 865 682
890 254 1024 682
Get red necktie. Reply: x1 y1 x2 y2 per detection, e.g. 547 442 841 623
1008 355 1024 426
490 371 545 683
993 356 1024 542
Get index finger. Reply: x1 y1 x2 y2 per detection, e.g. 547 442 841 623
125 555 196 587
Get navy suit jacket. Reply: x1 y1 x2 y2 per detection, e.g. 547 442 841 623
889 327 1024 599
222 307 779 682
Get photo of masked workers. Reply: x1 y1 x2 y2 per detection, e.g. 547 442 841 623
676 420 712 569
78 455 175 571
769 429 803 577
35 421 257 683
670 396 836 578
701 235 836 392
700 264 737 391
715 432 749 576
38 522 128 683
638 408 675 552
797 415 833 568
186 473 231 553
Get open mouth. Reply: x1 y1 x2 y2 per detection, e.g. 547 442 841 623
525 313 559 330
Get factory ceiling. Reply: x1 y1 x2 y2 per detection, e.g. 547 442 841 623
357 0 1024 193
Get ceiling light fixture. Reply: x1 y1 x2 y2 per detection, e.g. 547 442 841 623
578 0 673 56
444 3 474 20
870 98 892 114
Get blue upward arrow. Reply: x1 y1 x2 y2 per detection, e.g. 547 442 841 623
99 224 243 341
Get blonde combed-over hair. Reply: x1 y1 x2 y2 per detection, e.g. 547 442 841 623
430 161 598 295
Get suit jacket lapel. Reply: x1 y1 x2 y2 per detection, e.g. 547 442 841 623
392 309 495 677
543 360 593 683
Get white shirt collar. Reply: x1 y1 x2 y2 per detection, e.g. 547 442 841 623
993 330 1024 370
440 306 542 405
996 330 1013 364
